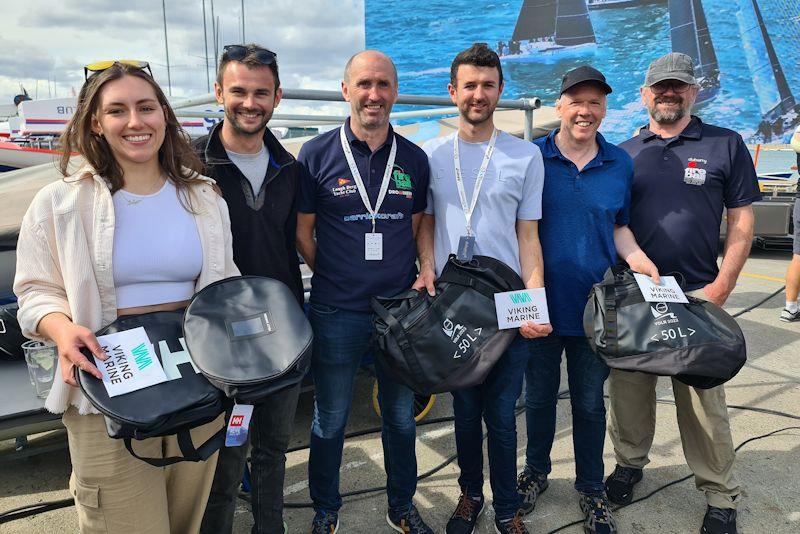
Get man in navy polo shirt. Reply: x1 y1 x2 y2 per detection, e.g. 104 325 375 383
296 50 433 534
518 66 659 534
605 53 760 534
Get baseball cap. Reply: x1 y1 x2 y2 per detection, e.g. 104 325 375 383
560 65 612 95
645 52 696 86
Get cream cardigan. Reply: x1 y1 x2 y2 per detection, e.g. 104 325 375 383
13 166 240 415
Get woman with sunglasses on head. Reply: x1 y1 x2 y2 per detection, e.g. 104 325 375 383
13 61 239 533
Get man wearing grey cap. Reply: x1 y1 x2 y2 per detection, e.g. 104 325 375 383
606 52 760 534
518 65 658 534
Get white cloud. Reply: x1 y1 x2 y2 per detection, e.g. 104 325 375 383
0 0 365 105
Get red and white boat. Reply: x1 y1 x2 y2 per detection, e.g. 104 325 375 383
0 141 63 172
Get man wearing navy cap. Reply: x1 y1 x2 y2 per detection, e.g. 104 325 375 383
605 52 760 534
296 50 433 534
517 65 658 534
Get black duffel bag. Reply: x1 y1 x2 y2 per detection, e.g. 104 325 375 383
372 255 524 396
0 302 26 361
583 266 747 389
183 276 312 403
76 310 227 466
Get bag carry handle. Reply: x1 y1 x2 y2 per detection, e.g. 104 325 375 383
371 298 427 381
437 269 498 301
124 424 226 467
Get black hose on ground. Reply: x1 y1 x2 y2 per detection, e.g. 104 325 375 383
0 286 795 528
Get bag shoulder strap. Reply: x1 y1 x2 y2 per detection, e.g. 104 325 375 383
603 278 619 356
124 424 226 467
370 296 427 380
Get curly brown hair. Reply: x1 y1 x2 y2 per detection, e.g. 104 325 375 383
450 43 504 87
59 62 207 196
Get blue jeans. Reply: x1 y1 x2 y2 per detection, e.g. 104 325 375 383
452 334 529 521
524 335 609 494
308 303 417 514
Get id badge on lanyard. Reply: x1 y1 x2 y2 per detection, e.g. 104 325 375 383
453 129 497 261
340 125 397 261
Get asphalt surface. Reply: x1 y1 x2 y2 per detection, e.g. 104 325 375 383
1 248 798 533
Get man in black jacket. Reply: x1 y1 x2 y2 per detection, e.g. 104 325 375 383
195 43 303 534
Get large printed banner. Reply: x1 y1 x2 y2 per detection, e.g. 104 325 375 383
366 0 800 144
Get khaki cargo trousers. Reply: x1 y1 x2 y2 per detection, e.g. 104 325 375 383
608 369 741 509
63 407 224 533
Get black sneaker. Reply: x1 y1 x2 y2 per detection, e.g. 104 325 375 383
387 504 434 534
493 511 529 534
701 506 737 534
446 490 485 534
780 307 800 322
578 493 618 534
516 467 549 515
311 511 339 534
604 465 643 505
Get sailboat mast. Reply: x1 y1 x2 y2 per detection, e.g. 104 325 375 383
750 0 794 114
162 0 172 96
203 0 210 92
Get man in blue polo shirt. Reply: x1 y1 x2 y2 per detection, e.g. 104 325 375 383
296 50 433 534
605 53 760 534
517 66 659 534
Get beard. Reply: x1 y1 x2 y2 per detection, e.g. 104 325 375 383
225 106 271 135
648 97 688 124
459 100 496 126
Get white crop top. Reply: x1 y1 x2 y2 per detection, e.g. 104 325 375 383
112 180 203 308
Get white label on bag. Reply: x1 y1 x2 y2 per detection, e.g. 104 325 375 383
634 273 688 303
494 288 550 329
225 404 254 447
96 327 168 397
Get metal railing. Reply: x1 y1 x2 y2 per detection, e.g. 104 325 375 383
172 89 542 140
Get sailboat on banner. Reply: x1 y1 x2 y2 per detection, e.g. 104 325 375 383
736 0 799 142
499 0 597 62
587 0 666 10
668 0 720 105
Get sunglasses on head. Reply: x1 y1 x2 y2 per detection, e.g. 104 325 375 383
222 45 277 65
84 60 152 81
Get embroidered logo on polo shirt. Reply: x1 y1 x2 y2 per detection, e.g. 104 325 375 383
388 189 413 199
683 158 707 186
331 177 358 197
392 165 413 190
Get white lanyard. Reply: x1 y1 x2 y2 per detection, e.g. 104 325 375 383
453 128 498 236
339 125 397 233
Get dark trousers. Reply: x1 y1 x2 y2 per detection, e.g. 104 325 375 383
200 383 300 534
524 335 609 494
452 334 529 521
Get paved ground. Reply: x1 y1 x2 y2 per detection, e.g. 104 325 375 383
1 248 798 533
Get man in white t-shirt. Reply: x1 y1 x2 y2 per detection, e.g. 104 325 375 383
414 42 552 534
